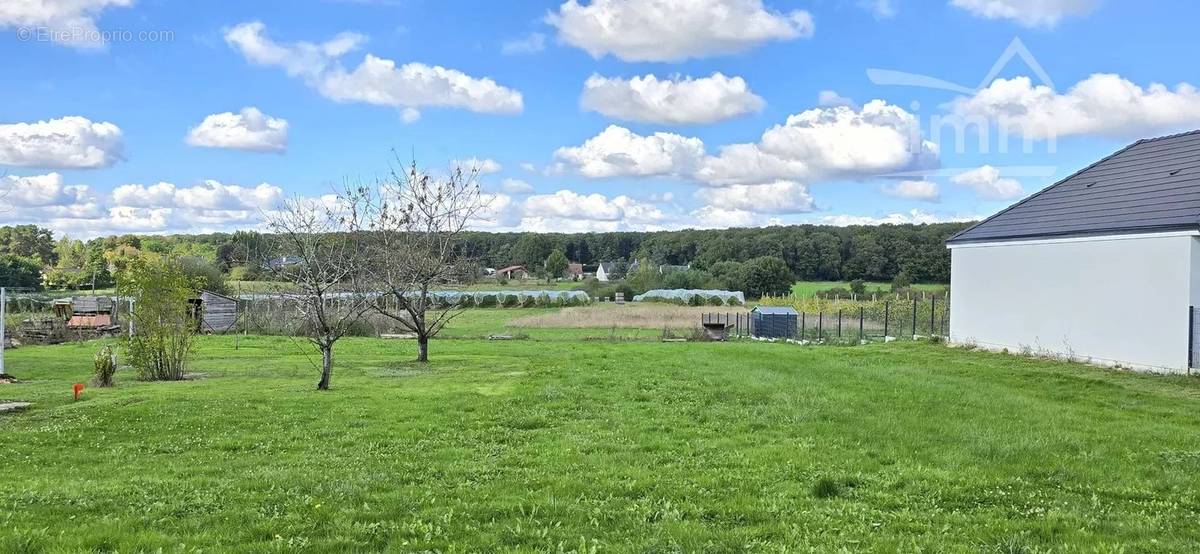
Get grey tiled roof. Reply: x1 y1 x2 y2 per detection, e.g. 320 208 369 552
948 129 1200 243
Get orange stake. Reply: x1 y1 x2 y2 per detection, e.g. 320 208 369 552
73 383 84 401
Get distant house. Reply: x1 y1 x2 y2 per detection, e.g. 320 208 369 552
496 265 530 280
947 129 1200 373
566 263 584 280
265 256 303 271
596 262 618 282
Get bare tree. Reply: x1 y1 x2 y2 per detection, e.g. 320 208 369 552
344 159 488 362
265 197 371 390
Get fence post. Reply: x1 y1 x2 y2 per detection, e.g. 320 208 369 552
930 297 937 337
837 309 842 338
858 306 864 341
911 297 918 339
818 311 823 340
1190 306 1195 374
801 312 806 341
884 301 890 337
0 287 6 376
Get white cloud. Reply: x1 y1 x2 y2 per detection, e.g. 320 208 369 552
0 0 132 49
111 180 284 210
688 205 769 229
859 0 897 18
814 209 977 226
0 172 91 207
520 162 537 173
186 107 289 153
950 165 1024 199
500 178 534 195
547 0 814 62
452 157 502 174
553 125 706 178
501 32 546 55
817 90 855 108
698 100 938 185
695 181 815 214
581 73 764 125
950 0 1097 28
225 21 523 118
882 179 940 202
949 74 1200 140
0 116 123 169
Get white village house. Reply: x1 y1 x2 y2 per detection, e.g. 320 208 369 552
947 130 1200 373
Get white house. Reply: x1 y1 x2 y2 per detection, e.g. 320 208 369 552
947 130 1200 373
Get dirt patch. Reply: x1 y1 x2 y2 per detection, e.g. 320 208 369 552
509 303 748 330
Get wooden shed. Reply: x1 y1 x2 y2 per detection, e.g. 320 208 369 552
196 290 238 334
750 306 798 339
66 296 117 329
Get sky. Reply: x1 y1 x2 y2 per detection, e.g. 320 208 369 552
2 0 1200 239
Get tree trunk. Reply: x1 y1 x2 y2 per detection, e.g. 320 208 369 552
416 335 429 362
317 343 333 390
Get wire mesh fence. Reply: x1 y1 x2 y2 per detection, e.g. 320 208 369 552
703 297 950 343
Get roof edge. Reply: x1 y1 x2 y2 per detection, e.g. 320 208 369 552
946 137 1151 244
946 223 1200 246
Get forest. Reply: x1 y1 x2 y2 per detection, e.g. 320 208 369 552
0 221 972 290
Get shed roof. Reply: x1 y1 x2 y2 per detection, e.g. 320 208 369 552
751 306 798 315
948 129 1200 244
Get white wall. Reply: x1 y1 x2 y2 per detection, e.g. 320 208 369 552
949 232 1199 373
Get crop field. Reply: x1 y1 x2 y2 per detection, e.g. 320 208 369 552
789 281 946 297
2 306 1200 551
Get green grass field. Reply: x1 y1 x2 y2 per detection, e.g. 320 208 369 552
789 281 946 297
2 309 1200 551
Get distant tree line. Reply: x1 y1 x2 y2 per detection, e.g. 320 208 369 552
0 220 970 291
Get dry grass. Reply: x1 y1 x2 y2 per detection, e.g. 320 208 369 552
509 303 749 330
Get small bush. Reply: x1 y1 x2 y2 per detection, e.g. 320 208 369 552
458 294 475 308
706 295 726 306
849 279 867 295
519 295 537 308
688 294 703 306
93 345 117 387
501 294 520 308
476 293 497 308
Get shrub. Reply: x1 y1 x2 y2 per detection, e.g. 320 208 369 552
476 293 498 308
93 345 117 387
687 294 703 306
179 256 228 295
458 294 475 308
501 293 520 308
849 279 867 295
891 271 913 291
519 294 537 308
535 293 552 307
119 256 200 381
227 265 260 281
706 294 726 306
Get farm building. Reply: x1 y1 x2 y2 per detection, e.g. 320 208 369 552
66 296 116 330
750 306 798 339
194 291 238 333
947 130 1200 373
495 265 529 280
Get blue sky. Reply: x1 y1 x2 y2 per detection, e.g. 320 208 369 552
3 0 1200 237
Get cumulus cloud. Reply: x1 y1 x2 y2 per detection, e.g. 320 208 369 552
225 21 523 119
0 0 132 49
695 181 815 214
553 125 706 178
0 174 284 238
0 116 123 169
186 107 288 153
581 73 764 125
0 173 92 207
817 90 855 108
950 165 1024 199
950 0 1097 28
547 0 814 62
949 74 1200 140
451 157 502 174
501 32 546 55
698 100 938 185
688 205 776 229
814 209 978 226
500 178 534 195
882 179 940 202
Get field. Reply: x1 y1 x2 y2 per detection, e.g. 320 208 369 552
3 308 1200 551
789 281 945 297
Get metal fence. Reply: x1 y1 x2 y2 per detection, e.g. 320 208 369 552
703 298 950 342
